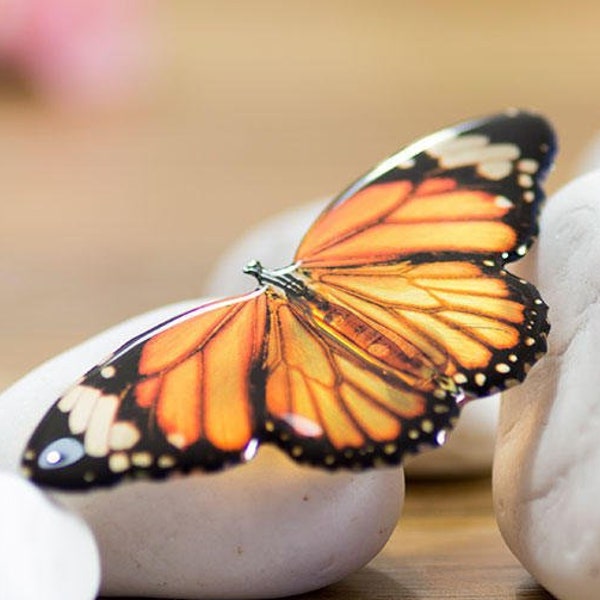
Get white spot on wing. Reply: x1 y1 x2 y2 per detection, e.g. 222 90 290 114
58 385 86 413
428 134 520 181
109 452 130 473
132 452 153 467
518 158 539 174
518 173 534 187
68 386 101 434
108 422 141 451
100 365 116 379
167 433 187 449
494 195 514 209
480 160 513 180
83 394 119 458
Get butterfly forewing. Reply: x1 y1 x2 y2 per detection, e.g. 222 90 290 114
296 111 555 267
22 290 269 489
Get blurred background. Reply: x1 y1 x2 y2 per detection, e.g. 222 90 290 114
1 0 598 389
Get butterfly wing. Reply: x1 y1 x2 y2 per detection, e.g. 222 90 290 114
301 260 548 399
296 110 555 267
22 289 268 489
262 294 460 468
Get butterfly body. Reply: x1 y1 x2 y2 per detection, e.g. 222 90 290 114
22 110 556 490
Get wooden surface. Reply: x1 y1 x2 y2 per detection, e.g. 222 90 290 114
1 2 596 598
105 477 555 600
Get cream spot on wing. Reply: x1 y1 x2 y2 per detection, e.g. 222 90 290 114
383 443 397 455
474 373 487 387
109 452 130 473
132 452 153 468
433 389 447 400
108 422 141 451
523 190 535 202
83 394 119 457
100 365 116 379
68 387 102 435
421 419 434 434
518 158 539 173
494 195 514 209
480 160 513 180
428 135 519 181
158 454 176 469
518 173 533 188
453 373 468 385
58 386 86 413
167 433 187 449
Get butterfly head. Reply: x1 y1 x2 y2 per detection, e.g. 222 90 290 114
243 260 308 297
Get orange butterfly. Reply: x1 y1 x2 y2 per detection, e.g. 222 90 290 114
22 110 555 489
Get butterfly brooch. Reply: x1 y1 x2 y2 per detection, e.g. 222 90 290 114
22 110 556 489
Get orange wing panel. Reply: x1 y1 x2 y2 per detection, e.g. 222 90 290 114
202 295 267 451
302 259 546 397
296 180 516 267
263 296 454 463
295 181 412 262
133 290 268 452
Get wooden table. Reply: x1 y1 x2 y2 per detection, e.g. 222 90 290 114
105 477 554 600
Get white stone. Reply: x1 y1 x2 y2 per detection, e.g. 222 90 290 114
0 300 404 599
0 472 99 600
494 170 600 600
205 200 500 478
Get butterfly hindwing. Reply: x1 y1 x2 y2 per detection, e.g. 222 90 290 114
301 259 548 399
262 294 460 468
